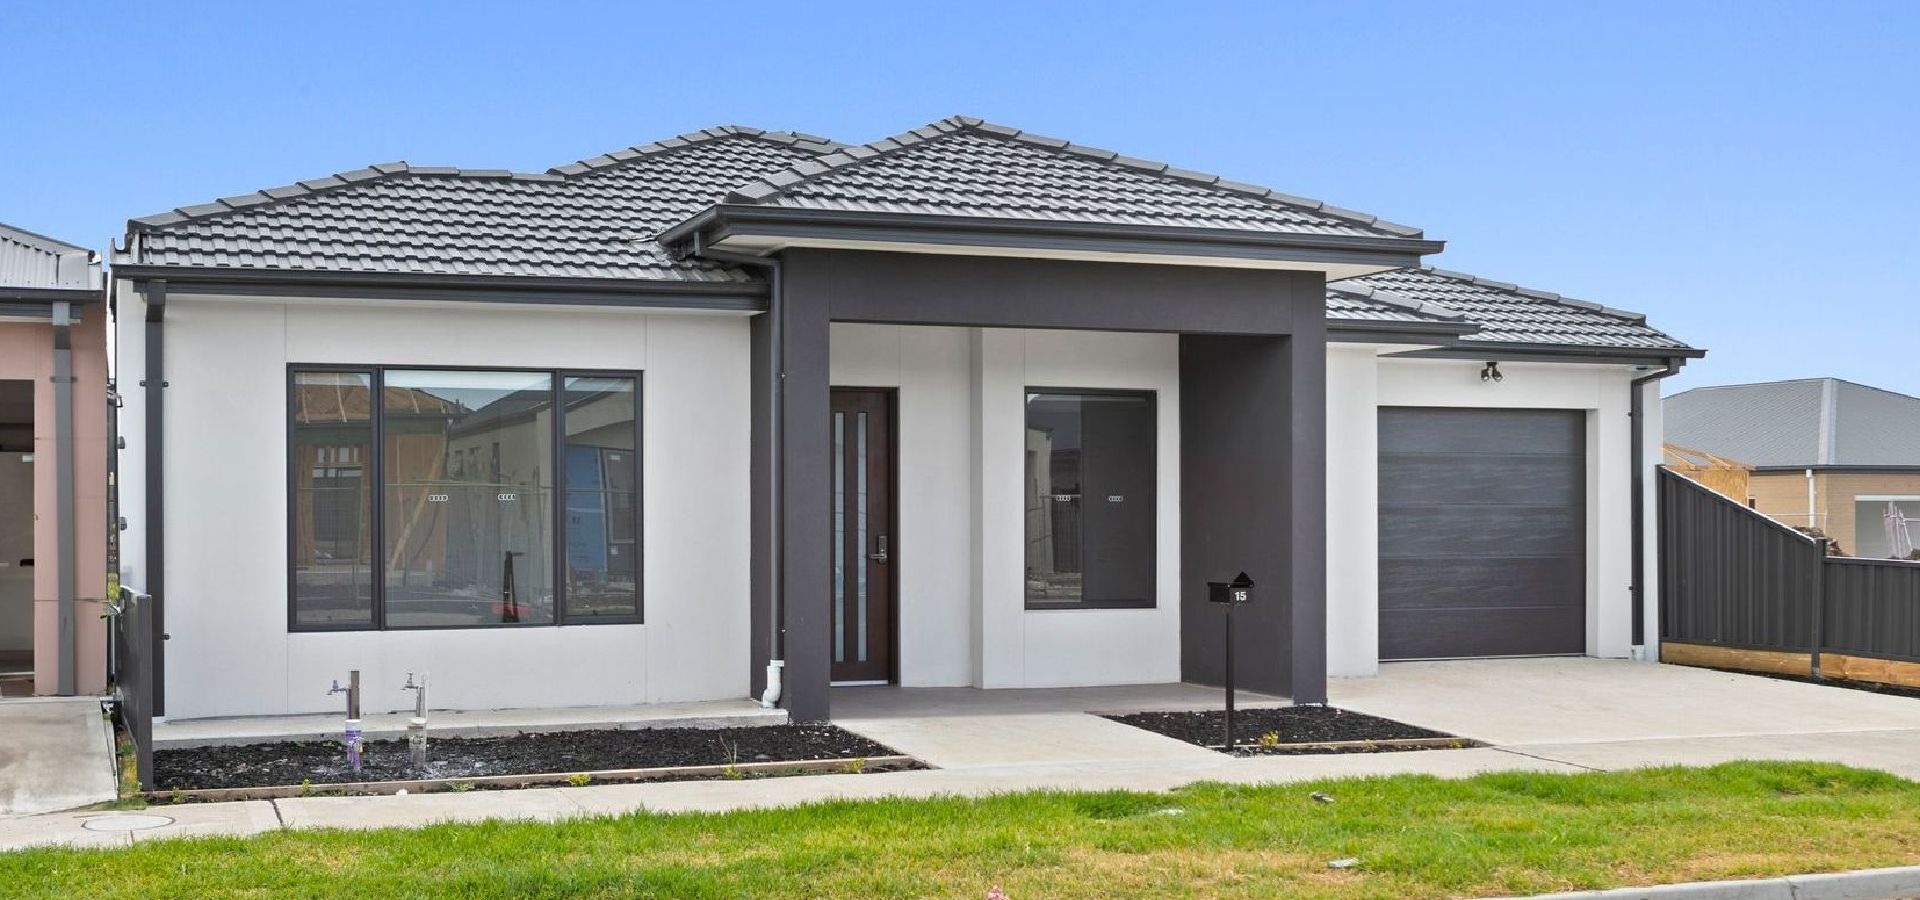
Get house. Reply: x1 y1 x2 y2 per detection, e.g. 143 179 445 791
0 224 109 698
1666 378 1920 558
110 116 1697 722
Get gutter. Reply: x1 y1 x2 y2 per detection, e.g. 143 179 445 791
693 239 787 710
660 205 1445 266
1630 357 1687 658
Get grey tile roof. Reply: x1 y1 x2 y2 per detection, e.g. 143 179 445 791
1324 281 1468 325
122 127 842 282
721 116 1428 240
1 222 99 289
1329 266 1694 353
1665 378 1920 468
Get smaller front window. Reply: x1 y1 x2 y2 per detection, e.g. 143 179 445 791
1024 389 1156 609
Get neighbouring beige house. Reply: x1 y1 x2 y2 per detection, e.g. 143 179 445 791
0 223 109 697
1666 377 1920 558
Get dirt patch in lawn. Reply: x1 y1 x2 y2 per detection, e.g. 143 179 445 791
1105 707 1473 755
154 724 907 791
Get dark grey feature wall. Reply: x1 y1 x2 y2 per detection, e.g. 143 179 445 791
801 249 1303 335
762 248 1328 718
1177 315 1326 702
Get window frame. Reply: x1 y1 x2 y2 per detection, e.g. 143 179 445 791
286 364 644 632
1021 386 1159 611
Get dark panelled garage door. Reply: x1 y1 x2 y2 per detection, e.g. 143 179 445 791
1378 408 1586 660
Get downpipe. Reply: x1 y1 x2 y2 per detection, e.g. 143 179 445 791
695 239 787 710
1630 358 1684 661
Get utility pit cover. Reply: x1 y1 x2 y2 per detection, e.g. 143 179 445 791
82 814 175 832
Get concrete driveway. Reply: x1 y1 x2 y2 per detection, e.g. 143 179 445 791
1331 658 1920 778
0 698 117 816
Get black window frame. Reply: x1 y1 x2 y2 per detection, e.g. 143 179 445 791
286 364 644 632
1022 386 1159 611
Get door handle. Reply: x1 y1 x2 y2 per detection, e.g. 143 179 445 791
869 535 889 564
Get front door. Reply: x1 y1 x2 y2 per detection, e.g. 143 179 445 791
829 389 895 684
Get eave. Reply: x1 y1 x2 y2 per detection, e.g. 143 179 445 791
665 205 1443 277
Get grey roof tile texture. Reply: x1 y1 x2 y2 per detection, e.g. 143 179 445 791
1665 378 1920 468
125 128 838 282
1329 266 1694 352
724 116 1427 240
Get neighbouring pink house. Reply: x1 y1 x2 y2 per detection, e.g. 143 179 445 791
0 223 108 697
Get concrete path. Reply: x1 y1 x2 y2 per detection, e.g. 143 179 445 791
8 659 1920 852
0 698 117 817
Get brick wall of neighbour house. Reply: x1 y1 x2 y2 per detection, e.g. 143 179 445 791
0 310 109 695
1745 470 1920 557
1747 471 1819 532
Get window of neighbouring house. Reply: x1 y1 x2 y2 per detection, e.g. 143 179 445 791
288 367 641 631
1024 389 1156 609
1853 497 1920 560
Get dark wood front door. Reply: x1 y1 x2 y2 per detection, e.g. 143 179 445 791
830 389 895 684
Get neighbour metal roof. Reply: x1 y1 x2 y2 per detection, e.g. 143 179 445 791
1328 266 1695 353
1665 378 1920 469
121 127 841 282
1 223 99 290
722 116 1427 240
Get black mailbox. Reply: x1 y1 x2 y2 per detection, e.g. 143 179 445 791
1207 572 1254 605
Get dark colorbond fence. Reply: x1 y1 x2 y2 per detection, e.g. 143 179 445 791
1659 468 1920 680
109 585 155 788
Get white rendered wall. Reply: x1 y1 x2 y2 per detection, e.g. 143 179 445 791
1325 353 1641 676
831 325 1183 689
1324 346 1382 677
156 295 751 719
978 329 1183 688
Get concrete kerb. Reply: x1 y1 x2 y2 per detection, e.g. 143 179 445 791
1516 865 1920 900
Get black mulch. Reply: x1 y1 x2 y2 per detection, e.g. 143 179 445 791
1105 706 1469 755
154 724 903 791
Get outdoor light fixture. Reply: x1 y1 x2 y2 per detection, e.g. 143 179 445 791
1480 361 1504 383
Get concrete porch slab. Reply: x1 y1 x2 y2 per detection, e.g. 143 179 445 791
153 699 786 748
0 697 117 816
831 683 1287 769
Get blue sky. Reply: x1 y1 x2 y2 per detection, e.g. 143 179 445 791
3 1 1913 395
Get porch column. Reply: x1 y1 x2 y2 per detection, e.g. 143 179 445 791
750 254 833 722
1178 324 1327 702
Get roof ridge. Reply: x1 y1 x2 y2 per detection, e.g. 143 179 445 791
1415 264 1652 324
1326 281 1469 321
548 125 847 177
724 114 1427 239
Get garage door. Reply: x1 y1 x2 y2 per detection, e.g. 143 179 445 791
1378 407 1586 660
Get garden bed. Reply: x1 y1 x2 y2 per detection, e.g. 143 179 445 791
151 724 915 798
1105 706 1475 754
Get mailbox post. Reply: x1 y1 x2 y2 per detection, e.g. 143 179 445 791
1207 572 1255 751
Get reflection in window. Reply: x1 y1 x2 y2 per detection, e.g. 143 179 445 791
1024 390 1156 608
562 376 639 619
381 370 556 627
1855 498 1920 560
292 371 375 627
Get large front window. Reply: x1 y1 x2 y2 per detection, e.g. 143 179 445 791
290 367 641 630
1024 389 1156 608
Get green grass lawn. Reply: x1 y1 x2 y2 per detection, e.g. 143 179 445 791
7 762 1920 899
